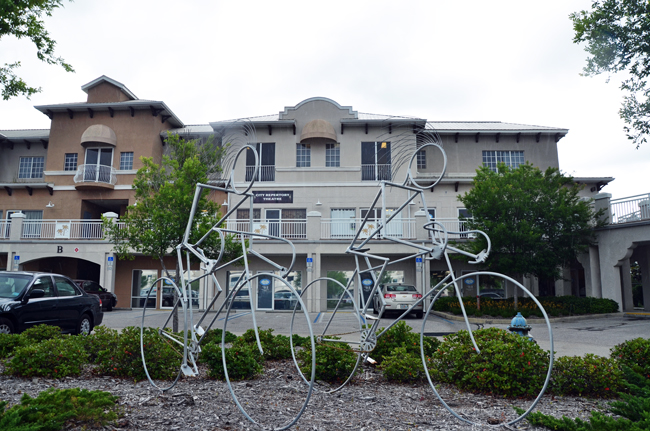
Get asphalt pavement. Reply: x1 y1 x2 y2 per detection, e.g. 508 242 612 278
101 308 650 358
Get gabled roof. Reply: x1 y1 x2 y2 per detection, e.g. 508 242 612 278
81 75 137 100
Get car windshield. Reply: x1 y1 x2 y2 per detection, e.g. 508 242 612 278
385 285 417 292
0 273 31 298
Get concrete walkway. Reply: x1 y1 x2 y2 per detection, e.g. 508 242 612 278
102 308 650 358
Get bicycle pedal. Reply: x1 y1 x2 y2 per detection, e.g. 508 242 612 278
181 365 197 377
194 325 205 336
364 314 379 321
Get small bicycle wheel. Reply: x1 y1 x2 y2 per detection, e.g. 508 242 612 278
290 276 365 394
420 272 554 427
222 274 317 430
140 277 189 392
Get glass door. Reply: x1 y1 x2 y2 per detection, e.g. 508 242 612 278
256 272 274 310
85 148 113 182
265 209 280 237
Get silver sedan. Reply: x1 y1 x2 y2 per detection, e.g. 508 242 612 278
372 283 423 318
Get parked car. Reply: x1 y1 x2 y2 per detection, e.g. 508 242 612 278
230 287 251 309
74 279 117 311
0 271 103 335
479 291 505 300
372 283 423 318
274 290 298 310
139 286 198 308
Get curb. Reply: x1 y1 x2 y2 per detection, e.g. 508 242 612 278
430 311 626 325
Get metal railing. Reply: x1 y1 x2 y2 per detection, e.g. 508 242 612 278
21 220 105 239
611 194 650 224
321 218 416 239
435 218 475 239
0 221 9 239
245 165 275 182
361 164 391 181
226 219 307 239
73 164 117 185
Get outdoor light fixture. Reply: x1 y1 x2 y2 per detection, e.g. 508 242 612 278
315 199 322 206
46 201 54 208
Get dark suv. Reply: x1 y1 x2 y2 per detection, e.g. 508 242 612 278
74 280 117 311
0 272 103 335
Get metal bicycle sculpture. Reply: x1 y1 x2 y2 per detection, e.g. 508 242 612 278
139 121 317 430
288 124 554 427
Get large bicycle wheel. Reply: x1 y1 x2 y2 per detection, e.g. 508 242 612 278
222 273 316 430
420 271 554 427
140 277 193 392
289 276 366 394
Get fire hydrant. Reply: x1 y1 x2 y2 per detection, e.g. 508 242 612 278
508 312 534 342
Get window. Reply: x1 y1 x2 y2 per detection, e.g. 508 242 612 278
296 144 310 167
482 150 524 172
84 148 113 182
64 153 78 171
417 149 426 169
326 143 340 167
18 157 44 179
361 142 391 181
54 276 80 297
246 143 275 181
423 208 436 220
30 276 55 297
120 152 134 170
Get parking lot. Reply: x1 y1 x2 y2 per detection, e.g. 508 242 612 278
101 308 650 358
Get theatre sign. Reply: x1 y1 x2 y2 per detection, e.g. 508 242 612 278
252 191 293 204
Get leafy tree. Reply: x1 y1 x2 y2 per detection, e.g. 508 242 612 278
1 0 74 100
570 0 650 148
103 133 241 329
458 163 605 281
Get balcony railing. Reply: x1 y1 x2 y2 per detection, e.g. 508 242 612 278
361 164 391 181
611 194 650 224
0 221 9 239
21 220 106 240
73 164 117 185
321 218 416 239
434 218 475 239
245 165 275 182
226 219 307 239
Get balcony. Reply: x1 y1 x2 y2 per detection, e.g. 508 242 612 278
610 194 650 224
321 218 416 239
245 165 275 182
73 164 117 190
361 164 391 181
226 219 307 239
21 220 107 240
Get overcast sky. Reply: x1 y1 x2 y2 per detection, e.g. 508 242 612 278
1 0 647 199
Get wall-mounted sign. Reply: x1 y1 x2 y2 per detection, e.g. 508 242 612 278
464 278 475 285
55 222 71 239
362 279 373 286
253 191 293 204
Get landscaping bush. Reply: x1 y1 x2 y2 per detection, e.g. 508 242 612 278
236 328 292 360
199 328 238 346
372 321 440 363
95 326 181 381
0 388 119 431
611 337 650 379
427 327 550 398
550 354 623 398
380 346 425 382
20 324 62 344
84 325 119 363
202 341 263 380
0 334 24 360
298 338 358 383
6 336 88 378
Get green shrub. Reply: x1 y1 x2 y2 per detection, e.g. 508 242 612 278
0 388 119 431
611 337 650 379
0 334 24 360
199 328 238 346
202 342 263 380
298 338 358 383
551 354 623 398
6 337 88 378
380 346 426 382
95 326 181 381
372 321 440 363
84 325 119 363
20 324 62 344
427 327 550 398
236 328 293 360
291 333 311 348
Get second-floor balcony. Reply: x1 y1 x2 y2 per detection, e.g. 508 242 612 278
361 164 391 181
610 194 650 224
245 165 275 182
73 164 117 189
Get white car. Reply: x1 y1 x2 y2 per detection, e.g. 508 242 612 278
372 283 423 318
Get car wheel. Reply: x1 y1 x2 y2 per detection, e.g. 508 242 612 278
106 301 113 312
76 314 92 336
415 311 423 319
0 318 14 334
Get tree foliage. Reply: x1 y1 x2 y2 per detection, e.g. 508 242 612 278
0 0 74 100
103 133 240 275
570 0 650 148
458 163 605 280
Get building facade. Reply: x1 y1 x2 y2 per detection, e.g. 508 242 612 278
1 77 619 313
